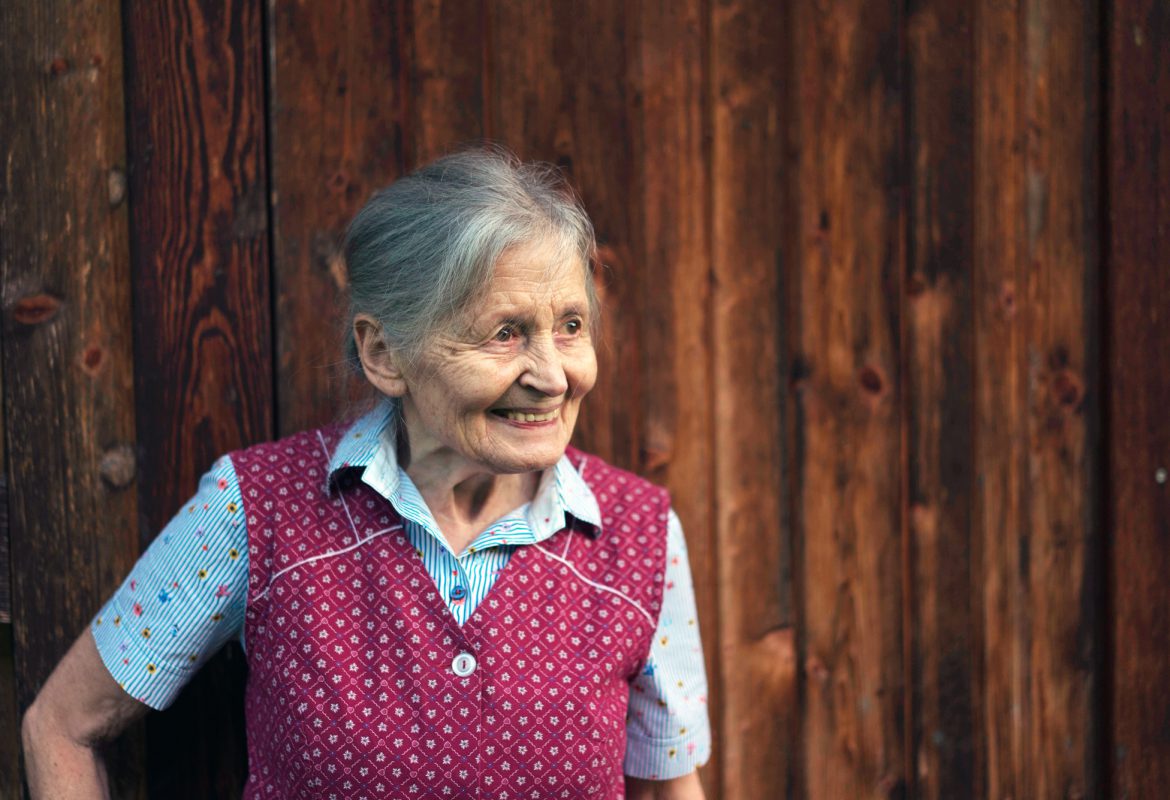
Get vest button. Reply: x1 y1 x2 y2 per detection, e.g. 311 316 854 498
451 652 477 677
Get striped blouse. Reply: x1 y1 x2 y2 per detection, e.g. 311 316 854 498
91 401 710 780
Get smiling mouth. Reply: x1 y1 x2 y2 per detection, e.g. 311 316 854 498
491 408 561 423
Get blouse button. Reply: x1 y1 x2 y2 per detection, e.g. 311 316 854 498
451 652 477 677
449 585 467 602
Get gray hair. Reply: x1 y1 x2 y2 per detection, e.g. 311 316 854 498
342 147 599 378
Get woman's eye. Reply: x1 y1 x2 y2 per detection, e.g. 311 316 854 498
564 319 582 335
494 326 516 342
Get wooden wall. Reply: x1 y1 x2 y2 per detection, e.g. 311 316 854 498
1 0 1166 797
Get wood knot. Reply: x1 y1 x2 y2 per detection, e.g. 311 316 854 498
12 293 63 326
47 57 70 76
1051 368 1083 409
80 344 105 377
859 365 884 395
999 280 1017 320
326 170 349 194
99 445 137 489
804 656 830 685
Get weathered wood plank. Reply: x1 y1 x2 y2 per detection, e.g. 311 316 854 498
637 0 718 792
0 0 146 796
408 0 485 165
269 0 408 434
788 0 907 796
972 2 1028 793
1018 3 1101 795
975 0 1101 796
709 0 793 797
903 2 978 797
1108 0 1170 795
122 0 271 795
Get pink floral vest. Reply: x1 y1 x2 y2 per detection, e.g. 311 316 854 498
233 423 669 798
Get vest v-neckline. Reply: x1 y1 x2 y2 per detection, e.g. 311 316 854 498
363 479 574 643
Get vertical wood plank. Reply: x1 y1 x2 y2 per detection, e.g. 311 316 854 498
122 0 271 795
0 0 146 796
1019 3 1100 795
788 0 907 795
268 0 408 434
408 0 485 165
1107 0 1170 795
975 0 1101 796
638 0 718 792
903 1 978 798
973 1 1027 792
709 0 794 797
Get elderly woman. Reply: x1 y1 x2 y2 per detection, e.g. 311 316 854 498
23 149 710 799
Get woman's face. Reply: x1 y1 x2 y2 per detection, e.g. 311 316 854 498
399 237 597 476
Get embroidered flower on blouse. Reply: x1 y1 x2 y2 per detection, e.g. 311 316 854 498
228 548 240 560
146 663 157 675
198 569 208 580
227 502 238 513
141 627 151 639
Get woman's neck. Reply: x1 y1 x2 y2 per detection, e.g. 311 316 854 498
402 426 539 555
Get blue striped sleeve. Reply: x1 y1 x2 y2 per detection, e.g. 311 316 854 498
624 508 712 780
90 454 248 710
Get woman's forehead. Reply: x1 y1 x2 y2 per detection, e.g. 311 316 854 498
485 241 589 304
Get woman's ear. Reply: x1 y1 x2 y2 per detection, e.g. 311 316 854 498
353 315 408 398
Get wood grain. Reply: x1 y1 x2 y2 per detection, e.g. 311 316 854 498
408 0 485 165
709 0 793 796
904 1 978 797
0 0 147 796
974 0 1101 797
122 0 271 795
788 0 907 796
1107 0 1170 796
637 0 717 792
269 0 408 434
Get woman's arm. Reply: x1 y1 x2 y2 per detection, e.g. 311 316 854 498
626 770 706 800
22 627 149 799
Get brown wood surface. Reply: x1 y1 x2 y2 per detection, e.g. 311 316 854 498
407 0 486 165
122 0 271 795
1108 0 1170 796
636 0 718 792
269 0 409 435
974 1 1101 797
904 1 978 797
710 0 794 797
789 0 907 796
0 0 147 797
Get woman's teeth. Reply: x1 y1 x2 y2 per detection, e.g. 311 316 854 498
500 409 559 422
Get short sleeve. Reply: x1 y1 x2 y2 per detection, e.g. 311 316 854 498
624 508 712 780
90 454 248 710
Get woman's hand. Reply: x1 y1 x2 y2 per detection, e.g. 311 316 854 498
626 770 707 800
22 627 149 799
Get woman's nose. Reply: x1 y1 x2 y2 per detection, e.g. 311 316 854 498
518 338 569 396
